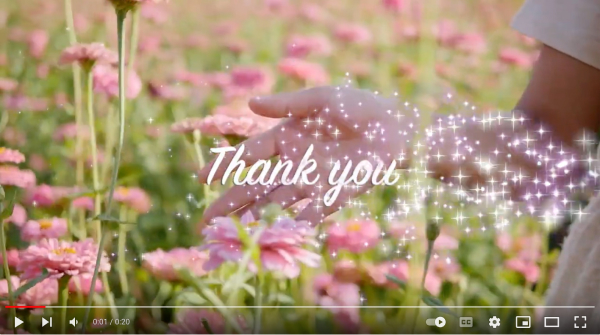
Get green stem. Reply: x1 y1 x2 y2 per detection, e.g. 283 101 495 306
193 131 212 205
118 206 129 295
127 8 140 76
82 8 128 332
58 276 70 335
253 275 263 334
86 70 102 242
0 223 17 332
64 0 85 236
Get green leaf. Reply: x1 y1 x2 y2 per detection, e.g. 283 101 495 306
0 191 16 220
385 274 407 289
88 214 135 225
266 293 295 305
421 295 458 318
0 269 50 301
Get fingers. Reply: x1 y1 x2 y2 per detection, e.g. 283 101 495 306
244 185 305 217
198 125 281 184
296 183 371 226
249 86 334 119
202 184 275 223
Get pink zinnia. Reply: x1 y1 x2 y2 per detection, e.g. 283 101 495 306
0 249 21 268
148 82 188 101
333 23 372 45
0 147 25 164
0 166 36 188
499 48 533 68
25 184 78 207
53 123 90 142
285 34 333 58
452 32 487 55
59 43 117 67
21 217 68 242
0 77 18 92
505 258 540 283
93 64 142 99
278 58 329 85
142 248 209 281
382 0 405 13
5 204 27 227
171 115 271 139
27 29 49 59
113 187 152 213
69 274 104 295
17 238 111 280
17 278 58 306
326 219 381 253
3 95 49 112
140 2 169 24
201 212 321 278
72 196 94 211
228 66 274 95
370 260 443 296
298 4 329 23
313 274 361 329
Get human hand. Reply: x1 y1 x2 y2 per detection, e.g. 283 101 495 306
198 86 411 225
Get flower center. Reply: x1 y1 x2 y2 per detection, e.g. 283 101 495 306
0 147 5 154
117 188 130 196
247 221 260 228
39 220 53 230
347 222 362 232
52 247 77 255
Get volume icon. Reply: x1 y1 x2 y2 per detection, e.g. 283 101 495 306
42 317 53 327
69 318 79 327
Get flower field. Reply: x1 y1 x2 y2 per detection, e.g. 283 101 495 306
0 0 573 334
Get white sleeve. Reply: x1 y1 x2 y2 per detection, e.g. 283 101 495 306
511 0 600 70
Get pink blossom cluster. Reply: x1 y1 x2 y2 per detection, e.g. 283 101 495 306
201 212 321 278
142 247 209 281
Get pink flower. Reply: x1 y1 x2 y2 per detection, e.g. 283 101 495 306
72 197 94 211
382 0 405 13
201 213 321 278
0 249 21 268
17 238 111 280
452 32 487 55
113 187 152 213
0 276 20 304
3 95 49 112
285 34 333 58
25 184 78 207
0 77 17 92
21 217 68 242
140 2 169 24
499 48 533 68
0 166 36 188
278 58 329 85
365 261 443 296
17 279 58 306
313 274 361 330
0 147 25 164
174 70 206 86
148 82 188 101
433 19 458 46
93 64 142 99
168 310 247 334
53 123 90 142
27 30 49 59
298 4 329 23
59 43 117 67
5 204 27 227
430 256 461 282
505 258 540 283
333 23 372 45
171 115 272 139
69 274 104 295
332 260 362 283
226 66 274 96
142 248 209 281
326 220 380 253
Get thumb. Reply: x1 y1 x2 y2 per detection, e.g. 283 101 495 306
248 86 334 119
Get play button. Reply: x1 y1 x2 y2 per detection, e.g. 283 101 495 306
14 317 23 328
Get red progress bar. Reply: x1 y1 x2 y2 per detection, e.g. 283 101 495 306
5 306 45 309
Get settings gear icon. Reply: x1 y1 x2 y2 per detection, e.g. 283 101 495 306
489 316 501 328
